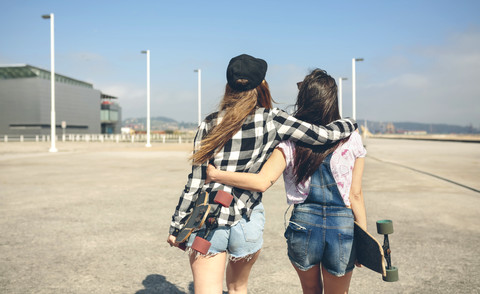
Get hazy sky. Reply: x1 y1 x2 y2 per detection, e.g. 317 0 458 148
1 0 479 126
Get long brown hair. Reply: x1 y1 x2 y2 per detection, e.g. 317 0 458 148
293 69 345 185
191 80 272 164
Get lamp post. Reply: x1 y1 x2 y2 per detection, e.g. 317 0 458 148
338 77 348 118
42 13 57 152
141 50 151 147
194 69 202 126
352 58 364 121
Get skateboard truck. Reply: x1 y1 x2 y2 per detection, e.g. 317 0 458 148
376 220 399 282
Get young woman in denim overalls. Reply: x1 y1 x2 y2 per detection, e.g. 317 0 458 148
206 69 367 293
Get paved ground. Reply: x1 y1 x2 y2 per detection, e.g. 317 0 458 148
0 138 479 293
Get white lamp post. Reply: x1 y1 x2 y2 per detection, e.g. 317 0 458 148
194 69 202 126
42 13 57 152
141 50 151 147
352 58 364 120
338 77 348 118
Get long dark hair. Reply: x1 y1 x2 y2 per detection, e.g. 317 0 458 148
293 69 346 185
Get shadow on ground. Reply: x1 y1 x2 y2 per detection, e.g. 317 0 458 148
134 274 228 294
135 274 191 294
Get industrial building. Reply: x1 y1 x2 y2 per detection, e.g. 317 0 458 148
0 64 121 136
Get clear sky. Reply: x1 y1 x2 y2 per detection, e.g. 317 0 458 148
1 0 479 127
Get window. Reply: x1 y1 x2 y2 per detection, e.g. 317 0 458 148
101 110 119 122
101 110 109 121
110 110 118 121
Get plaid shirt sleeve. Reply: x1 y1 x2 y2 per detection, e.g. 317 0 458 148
273 109 357 145
169 120 210 236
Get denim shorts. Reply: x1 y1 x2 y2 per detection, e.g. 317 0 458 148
284 204 356 276
187 203 265 259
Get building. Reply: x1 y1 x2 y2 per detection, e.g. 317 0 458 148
101 93 122 134
0 64 121 136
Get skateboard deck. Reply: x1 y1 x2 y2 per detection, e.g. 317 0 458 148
176 192 211 243
175 190 234 253
354 221 387 277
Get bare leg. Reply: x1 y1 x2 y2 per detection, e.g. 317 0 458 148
292 263 323 294
190 252 227 294
226 250 261 294
322 266 353 294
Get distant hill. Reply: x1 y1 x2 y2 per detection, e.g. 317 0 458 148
122 116 479 134
358 119 479 134
122 116 197 131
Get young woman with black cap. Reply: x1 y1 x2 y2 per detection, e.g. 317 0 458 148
205 69 367 294
167 55 357 294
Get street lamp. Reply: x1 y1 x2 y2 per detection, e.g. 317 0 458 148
338 77 348 118
352 58 364 120
141 50 151 147
42 13 57 152
194 69 202 126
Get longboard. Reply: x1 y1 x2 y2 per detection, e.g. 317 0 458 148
354 220 399 282
176 192 210 244
354 221 386 276
175 190 234 254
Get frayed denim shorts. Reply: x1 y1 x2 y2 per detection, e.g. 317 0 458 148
187 203 265 259
284 203 356 276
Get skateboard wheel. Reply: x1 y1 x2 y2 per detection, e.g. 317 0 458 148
376 220 394 235
214 191 233 207
191 236 211 255
383 266 399 282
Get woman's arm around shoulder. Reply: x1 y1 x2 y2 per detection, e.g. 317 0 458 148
272 109 358 145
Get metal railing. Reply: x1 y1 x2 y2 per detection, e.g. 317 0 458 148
1 133 196 144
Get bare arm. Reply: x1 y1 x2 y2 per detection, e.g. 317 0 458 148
349 157 367 230
206 148 287 192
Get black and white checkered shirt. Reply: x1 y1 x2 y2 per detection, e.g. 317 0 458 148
169 107 357 235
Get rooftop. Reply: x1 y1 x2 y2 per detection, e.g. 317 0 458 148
0 64 93 89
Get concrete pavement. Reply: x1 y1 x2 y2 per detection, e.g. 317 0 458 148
0 139 479 293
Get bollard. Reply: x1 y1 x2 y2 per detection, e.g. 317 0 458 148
4 135 7 143
36 135 39 142
162 135 165 143
20 135 24 142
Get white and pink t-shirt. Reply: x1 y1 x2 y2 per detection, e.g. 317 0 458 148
277 131 366 206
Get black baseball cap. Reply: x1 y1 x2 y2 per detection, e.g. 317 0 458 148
226 54 268 91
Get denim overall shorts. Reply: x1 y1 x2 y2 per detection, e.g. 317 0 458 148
284 153 356 276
